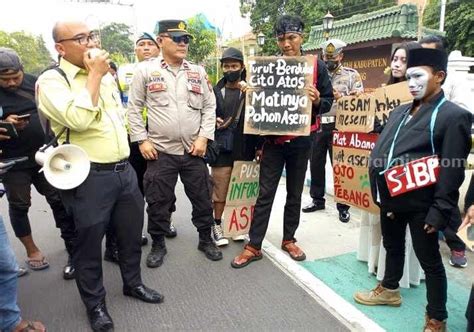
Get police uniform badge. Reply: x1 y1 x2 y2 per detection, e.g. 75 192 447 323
178 21 186 30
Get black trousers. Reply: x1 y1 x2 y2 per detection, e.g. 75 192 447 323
248 142 310 249
144 153 213 240
467 285 474 332
60 165 143 311
2 167 76 253
309 122 348 211
380 211 447 321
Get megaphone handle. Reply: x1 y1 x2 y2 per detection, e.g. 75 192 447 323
40 127 70 152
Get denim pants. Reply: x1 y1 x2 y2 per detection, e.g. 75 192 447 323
0 215 21 332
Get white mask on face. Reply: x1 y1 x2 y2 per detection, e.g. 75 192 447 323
406 67 430 100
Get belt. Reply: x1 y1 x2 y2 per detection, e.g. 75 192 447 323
90 160 129 172
321 116 336 124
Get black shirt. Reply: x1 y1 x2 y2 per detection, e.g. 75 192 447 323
0 73 45 170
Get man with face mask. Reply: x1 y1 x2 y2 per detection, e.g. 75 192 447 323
209 47 257 246
354 47 472 332
302 39 363 223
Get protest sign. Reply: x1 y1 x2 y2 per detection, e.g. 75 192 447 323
457 224 474 252
223 161 260 237
336 81 412 132
332 131 379 213
244 56 315 136
373 81 412 127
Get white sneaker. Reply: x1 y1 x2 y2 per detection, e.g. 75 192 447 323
212 223 229 247
232 234 247 242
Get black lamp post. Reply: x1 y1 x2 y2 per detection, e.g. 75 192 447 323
257 32 265 56
322 11 334 41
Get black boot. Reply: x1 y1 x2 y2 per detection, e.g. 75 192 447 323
146 236 167 268
198 229 222 261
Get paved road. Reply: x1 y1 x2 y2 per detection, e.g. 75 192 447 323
2 182 349 332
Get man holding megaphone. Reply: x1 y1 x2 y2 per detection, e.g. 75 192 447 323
37 20 163 332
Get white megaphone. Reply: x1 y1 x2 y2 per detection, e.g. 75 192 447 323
35 144 90 190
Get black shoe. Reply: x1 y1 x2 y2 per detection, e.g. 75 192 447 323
104 248 119 264
339 210 350 223
302 201 325 213
198 241 223 261
123 284 164 303
87 301 114 332
146 242 167 268
165 221 177 238
141 234 148 246
63 256 75 280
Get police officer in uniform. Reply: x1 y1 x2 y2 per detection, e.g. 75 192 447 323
128 20 221 268
231 15 334 268
302 39 364 223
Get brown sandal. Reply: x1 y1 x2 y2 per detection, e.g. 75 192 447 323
281 240 306 261
231 244 263 268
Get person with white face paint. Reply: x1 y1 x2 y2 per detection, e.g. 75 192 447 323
354 48 472 332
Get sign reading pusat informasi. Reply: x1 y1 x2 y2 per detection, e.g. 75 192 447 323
223 161 260 237
244 56 315 136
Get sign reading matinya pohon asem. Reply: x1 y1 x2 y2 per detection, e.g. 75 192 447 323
223 161 260 238
244 56 315 136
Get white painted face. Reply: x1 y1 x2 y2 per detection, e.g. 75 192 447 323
391 48 407 78
406 67 430 100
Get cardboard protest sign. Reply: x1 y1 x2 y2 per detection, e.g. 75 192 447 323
373 81 412 127
244 56 315 136
457 224 474 252
335 81 412 132
223 161 260 237
335 94 375 133
332 131 379 213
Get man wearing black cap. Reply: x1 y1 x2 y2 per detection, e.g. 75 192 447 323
354 47 472 332
128 19 221 268
210 47 257 246
231 15 334 268
0 47 76 279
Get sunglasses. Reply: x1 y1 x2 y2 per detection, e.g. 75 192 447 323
161 34 190 45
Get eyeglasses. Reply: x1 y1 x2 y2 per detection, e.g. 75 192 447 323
57 33 100 46
161 34 190 45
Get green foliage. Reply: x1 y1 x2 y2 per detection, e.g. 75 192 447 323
0 31 53 75
100 22 134 62
424 0 474 56
240 0 396 55
186 16 218 64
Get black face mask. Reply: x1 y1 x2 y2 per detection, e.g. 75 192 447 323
326 60 340 72
224 70 241 82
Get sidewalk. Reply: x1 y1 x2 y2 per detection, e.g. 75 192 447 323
263 179 473 331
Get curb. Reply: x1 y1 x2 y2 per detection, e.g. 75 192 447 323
261 239 385 332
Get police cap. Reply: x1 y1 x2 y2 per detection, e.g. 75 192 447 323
136 32 159 48
320 39 347 58
155 19 192 38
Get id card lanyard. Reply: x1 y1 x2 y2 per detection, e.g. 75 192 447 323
380 97 446 175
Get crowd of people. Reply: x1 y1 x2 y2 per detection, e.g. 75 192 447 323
0 13 473 332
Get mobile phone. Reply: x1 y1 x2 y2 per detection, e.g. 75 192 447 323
16 114 31 120
0 122 18 139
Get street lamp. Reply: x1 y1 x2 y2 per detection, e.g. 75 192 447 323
257 32 265 56
322 11 334 41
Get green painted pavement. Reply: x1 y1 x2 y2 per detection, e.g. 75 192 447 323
301 252 469 332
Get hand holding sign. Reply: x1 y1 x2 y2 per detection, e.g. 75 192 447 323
307 85 320 105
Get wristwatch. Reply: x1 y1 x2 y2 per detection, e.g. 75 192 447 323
137 140 147 145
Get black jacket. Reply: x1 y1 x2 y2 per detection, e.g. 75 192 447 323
0 73 45 170
210 75 258 167
369 91 472 230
